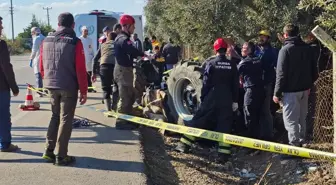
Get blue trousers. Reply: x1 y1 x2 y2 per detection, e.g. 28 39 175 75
35 73 43 88
166 64 174 70
0 91 12 149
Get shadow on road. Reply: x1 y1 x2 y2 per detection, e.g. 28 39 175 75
11 124 138 146
1 149 144 173
11 100 51 105
73 156 144 172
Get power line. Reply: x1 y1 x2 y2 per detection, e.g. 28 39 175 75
9 0 14 42
43 7 52 26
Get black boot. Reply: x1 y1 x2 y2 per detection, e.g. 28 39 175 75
115 119 138 130
174 142 191 153
105 99 112 111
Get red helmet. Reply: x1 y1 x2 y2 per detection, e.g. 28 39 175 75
120 14 135 26
213 38 228 51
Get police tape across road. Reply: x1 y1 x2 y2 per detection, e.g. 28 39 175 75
27 85 336 162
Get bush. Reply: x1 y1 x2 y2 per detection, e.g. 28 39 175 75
5 38 29 55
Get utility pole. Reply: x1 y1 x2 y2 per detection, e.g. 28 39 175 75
9 0 14 42
43 7 52 26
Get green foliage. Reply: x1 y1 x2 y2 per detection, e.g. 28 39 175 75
17 14 53 39
298 0 336 37
1 36 26 55
144 0 333 58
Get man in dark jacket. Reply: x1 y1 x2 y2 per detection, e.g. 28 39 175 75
114 14 144 130
273 24 318 152
0 16 20 152
132 33 142 52
257 30 278 141
40 12 88 166
238 42 265 140
162 38 181 70
175 38 239 163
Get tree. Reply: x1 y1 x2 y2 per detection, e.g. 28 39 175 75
17 14 53 39
298 0 336 37
144 0 324 58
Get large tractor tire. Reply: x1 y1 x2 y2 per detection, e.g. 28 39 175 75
166 60 203 125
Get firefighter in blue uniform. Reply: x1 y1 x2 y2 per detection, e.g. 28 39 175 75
175 38 239 163
238 42 265 140
114 14 144 130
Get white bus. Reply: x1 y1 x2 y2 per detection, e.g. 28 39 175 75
74 10 144 52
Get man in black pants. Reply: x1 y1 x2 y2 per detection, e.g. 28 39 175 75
92 24 122 104
175 38 239 163
92 32 119 111
238 42 265 140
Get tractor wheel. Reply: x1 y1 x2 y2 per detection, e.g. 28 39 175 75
166 60 203 125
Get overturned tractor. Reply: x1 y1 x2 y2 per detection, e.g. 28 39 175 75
135 56 203 125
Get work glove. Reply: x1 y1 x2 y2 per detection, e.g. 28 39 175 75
232 102 238 112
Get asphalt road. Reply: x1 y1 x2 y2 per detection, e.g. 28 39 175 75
0 55 146 185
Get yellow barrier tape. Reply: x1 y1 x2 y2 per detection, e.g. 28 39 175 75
102 111 336 162
26 83 336 162
29 87 96 91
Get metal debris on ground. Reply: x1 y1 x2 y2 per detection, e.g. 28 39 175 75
72 118 91 128
239 169 257 179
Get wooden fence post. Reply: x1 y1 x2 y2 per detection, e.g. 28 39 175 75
311 26 336 177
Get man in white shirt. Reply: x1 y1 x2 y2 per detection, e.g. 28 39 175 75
79 26 96 92
30 27 45 97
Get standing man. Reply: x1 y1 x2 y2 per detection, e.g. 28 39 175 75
257 30 278 141
238 42 265 140
162 38 181 70
175 38 239 163
114 14 144 130
273 24 318 155
40 12 88 166
79 26 95 93
98 26 111 45
92 32 119 112
93 25 120 66
30 27 45 97
92 24 122 104
0 16 20 152
132 33 142 52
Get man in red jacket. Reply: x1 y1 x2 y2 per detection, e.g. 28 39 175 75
39 12 88 166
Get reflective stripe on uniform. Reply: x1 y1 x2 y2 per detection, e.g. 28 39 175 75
180 138 192 146
184 135 196 141
218 142 231 147
218 148 231 154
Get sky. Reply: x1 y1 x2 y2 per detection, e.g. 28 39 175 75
0 0 146 38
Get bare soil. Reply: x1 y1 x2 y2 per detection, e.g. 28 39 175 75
139 112 336 185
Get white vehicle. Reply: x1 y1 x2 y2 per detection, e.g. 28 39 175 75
74 10 144 52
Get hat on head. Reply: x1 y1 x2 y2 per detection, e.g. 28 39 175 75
102 26 110 32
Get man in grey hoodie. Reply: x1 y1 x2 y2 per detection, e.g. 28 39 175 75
273 24 318 158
